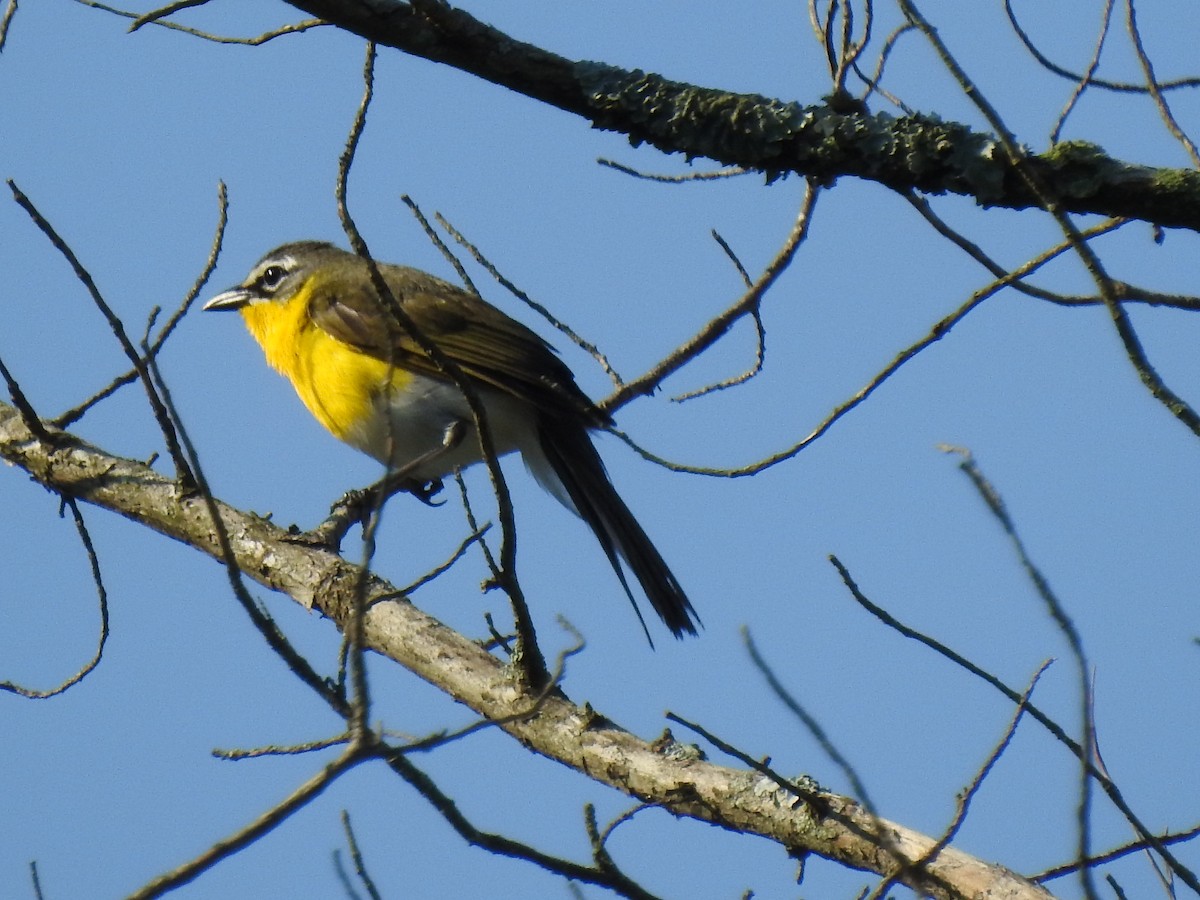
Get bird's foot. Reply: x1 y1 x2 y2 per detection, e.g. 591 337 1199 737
289 477 445 552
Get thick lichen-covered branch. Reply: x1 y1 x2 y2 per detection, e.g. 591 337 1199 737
284 0 1200 231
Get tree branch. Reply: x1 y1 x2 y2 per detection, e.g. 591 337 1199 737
280 0 1200 231
0 399 1050 900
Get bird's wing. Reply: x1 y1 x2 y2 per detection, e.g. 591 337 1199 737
306 262 608 425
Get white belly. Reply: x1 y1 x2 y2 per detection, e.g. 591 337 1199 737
342 372 542 482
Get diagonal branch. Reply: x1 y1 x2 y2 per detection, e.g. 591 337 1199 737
0 399 1050 900
273 0 1200 232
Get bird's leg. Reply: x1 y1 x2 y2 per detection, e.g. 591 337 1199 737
298 421 467 551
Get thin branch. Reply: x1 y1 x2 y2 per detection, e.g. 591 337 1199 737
664 711 819 810
1035 823 1200 883
1125 0 1200 167
332 851 364 900
904 192 1129 305
582 803 652 890
129 0 210 30
910 195 1200 310
213 734 350 761
672 309 766 402
605 181 818 412
595 802 657 851
664 710 964 897
1003 0 1200 94
905 0 1200 443
742 627 878 817
453 469 502 591
0 498 110 698
8 180 196 488
1050 0 1115 145
339 811 383 900
853 22 916 111
54 180 228 429
870 660 1052 899
379 523 491 601
142 340 351 718
0 351 49 443
383 748 663 899
334 40 382 739
616 218 1097 479
671 231 765 402
128 747 366 900
944 446 1097 896
333 43 544 684
434 211 623 386
830 549 1197 894
0 0 17 54
397 195 477 295
596 158 748 183
77 0 327 45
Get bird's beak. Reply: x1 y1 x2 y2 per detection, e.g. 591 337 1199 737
202 287 253 312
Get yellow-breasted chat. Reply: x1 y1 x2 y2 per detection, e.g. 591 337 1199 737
203 241 699 639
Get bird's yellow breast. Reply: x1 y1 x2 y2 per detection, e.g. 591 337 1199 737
239 288 406 442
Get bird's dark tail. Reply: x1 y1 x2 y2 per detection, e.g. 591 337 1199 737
534 418 700 642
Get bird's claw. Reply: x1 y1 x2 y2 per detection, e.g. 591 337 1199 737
287 478 447 553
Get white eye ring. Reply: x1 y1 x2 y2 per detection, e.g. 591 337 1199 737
257 264 287 290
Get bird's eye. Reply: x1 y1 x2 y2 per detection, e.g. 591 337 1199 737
257 265 287 291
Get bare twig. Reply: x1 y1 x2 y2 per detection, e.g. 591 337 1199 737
605 180 818 412
1050 0 1115 144
1035 822 1200 883
399 195 478 295
380 524 491 601
944 447 1097 895
213 735 350 761
853 22 916 111
382 748 663 899
129 0 210 30
0 352 49 443
829 544 1194 896
671 230 765 401
597 158 748 183
332 851 363 900
904 193 1128 305
1125 0 1200 167
615 216 1101 479
0 498 110 698
339 811 383 900
141 340 350 717
742 627 878 817
334 41 384 738
0 0 18 54
8 180 196 488
870 660 1052 899
904 0 1200 445
1003 0 1200 94
29 861 43 900
128 747 367 900
433 211 622 386
665 711 817 809
582 803 648 888
76 0 327 45
333 43 544 685
54 180 228 429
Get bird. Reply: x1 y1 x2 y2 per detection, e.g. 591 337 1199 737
203 241 699 640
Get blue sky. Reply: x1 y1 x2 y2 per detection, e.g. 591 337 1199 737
3 2 1199 898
